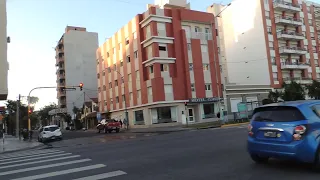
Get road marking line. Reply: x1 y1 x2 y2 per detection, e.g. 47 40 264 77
73 170 127 180
0 149 63 159
0 151 65 162
0 152 72 165
0 159 92 176
11 164 106 180
0 155 80 169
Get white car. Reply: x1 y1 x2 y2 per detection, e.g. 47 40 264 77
38 125 62 142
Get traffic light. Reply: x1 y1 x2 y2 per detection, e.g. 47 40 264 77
184 102 187 107
79 83 83 91
28 109 32 114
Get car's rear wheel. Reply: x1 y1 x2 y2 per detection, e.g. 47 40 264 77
250 154 269 164
116 128 120 133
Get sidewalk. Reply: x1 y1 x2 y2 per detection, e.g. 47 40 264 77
0 135 43 153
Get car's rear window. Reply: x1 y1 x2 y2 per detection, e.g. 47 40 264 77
252 106 306 122
47 127 59 132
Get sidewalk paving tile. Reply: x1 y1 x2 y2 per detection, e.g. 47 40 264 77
0 135 42 153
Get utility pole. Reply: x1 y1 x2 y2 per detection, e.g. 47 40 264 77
16 94 20 139
83 91 86 129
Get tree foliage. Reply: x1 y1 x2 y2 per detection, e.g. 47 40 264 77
281 81 305 101
268 90 282 103
29 96 39 105
37 103 57 126
306 80 320 100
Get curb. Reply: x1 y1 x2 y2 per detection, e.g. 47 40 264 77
196 125 222 130
221 122 249 128
0 143 47 155
127 129 189 134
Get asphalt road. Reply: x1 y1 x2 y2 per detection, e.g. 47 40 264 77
1 125 320 180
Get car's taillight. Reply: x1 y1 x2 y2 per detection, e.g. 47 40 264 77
293 125 307 141
248 124 253 136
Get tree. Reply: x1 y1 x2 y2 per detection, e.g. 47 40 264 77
37 103 57 126
306 80 320 99
29 96 39 105
268 90 282 103
281 81 305 101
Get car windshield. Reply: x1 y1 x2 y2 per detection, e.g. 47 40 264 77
46 126 59 132
252 106 305 122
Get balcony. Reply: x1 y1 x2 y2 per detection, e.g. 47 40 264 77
57 73 65 79
275 16 303 26
277 30 304 40
57 91 66 98
280 61 309 70
59 99 66 105
190 32 212 41
283 77 313 84
279 46 307 55
273 0 300 12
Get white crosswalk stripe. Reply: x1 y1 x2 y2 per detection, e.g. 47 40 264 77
0 148 127 180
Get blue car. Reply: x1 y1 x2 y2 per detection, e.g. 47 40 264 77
247 100 320 165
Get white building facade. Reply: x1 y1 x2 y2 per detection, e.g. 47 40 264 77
56 26 99 117
0 0 8 100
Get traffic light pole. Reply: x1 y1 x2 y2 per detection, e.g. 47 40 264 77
16 94 20 139
27 85 83 134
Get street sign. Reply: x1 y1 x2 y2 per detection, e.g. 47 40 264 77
97 113 101 122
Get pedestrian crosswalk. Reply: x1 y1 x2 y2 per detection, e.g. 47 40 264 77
0 148 127 180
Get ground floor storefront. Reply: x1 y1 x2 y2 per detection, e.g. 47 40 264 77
109 100 221 128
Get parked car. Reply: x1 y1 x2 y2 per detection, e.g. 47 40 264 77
38 125 62 142
97 119 121 133
247 100 320 167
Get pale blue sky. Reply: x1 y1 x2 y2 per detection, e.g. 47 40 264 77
2 0 231 109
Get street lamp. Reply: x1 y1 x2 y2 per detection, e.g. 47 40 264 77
111 69 129 129
211 3 231 123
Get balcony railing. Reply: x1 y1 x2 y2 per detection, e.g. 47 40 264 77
275 16 303 26
58 73 65 79
280 61 310 69
190 32 212 40
277 30 304 40
273 0 300 12
315 7 320 19
279 46 307 55
283 77 313 84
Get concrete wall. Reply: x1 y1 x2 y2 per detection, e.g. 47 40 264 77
64 30 99 115
220 0 270 85
0 0 8 100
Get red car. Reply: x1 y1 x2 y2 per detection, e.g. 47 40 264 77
97 119 121 133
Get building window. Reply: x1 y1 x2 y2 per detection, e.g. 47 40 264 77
189 63 193 71
108 67 111 73
203 64 209 71
128 73 132 82
129 92 133 100
127 55 131 63
149 66 154 73
203 104 215 118
116 96 119 103
114 64 117 70
205 84 211 91
110 98 113 104
156 107 174 123
107 52 109 57
136 70 140 80
113 48 115 54
102 70 105 76
148 87 152 96
103 85 106 91
122 95 125 101
164 85 173 93
120 60 123 67
97 73 100 79
126 38 129 45
160 64 169 72
187 44 191 51
109 82 112 89
115 80 118 86
137 90 141 98
195 26 201 32
104 100 107 106
191 84 195 91
133 32 137 39
134 51 138 58
98 87 101 93
97 59 99 65
159 46 166 51
134 110 145 125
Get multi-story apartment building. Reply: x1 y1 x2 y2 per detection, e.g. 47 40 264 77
208 0 320 114
96 0 222 127
56 26 98 116
0 0 9 100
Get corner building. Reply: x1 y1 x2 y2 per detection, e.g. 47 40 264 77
96 2 222 127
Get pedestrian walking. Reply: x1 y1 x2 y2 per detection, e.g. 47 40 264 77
119 119 123 128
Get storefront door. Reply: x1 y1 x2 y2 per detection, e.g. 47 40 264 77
188 108 195 122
